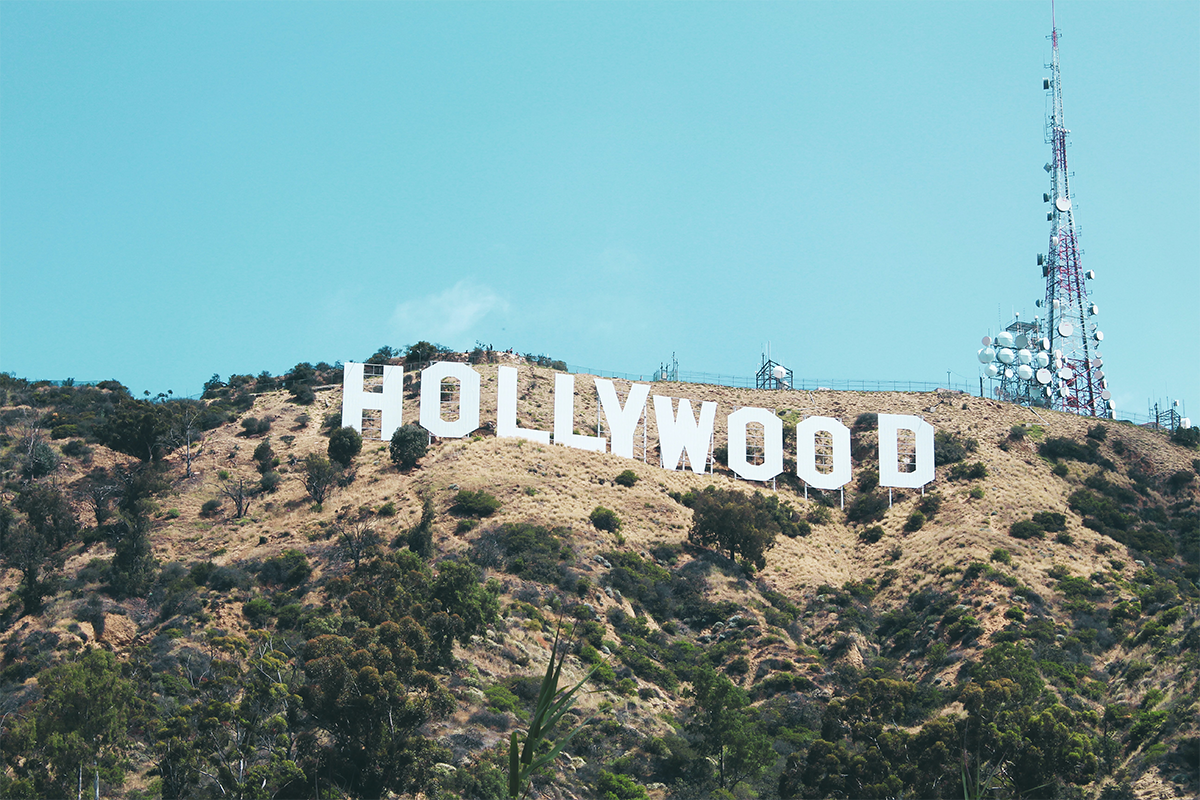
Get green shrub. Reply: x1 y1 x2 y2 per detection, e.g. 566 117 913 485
590 506 620 532
917 493 943 519
22 438 59 478
1051 462 1069 477
596 771 648 800
377 501 397 517
852 413 877 432
1009 425 1027 441
948 461 988 481
61 439 93 460
856 469 879 493
968 485 985 499
453 489 501 517
259 471 282 493
614 469 638 487
1010 520 1045 540
252 439 275 473
846 491 888 524
243 596 273 625
327 426 363 467
859 526 884 544
258 549 312 587
807 504 832 525
389 424 427 470
1032 511 1066 532
904 511 926 532
934 430 976 465
240 416 271 436
991 548 1011 565
1055 531 1075 546
1086 424 1108 441
200 499 222 517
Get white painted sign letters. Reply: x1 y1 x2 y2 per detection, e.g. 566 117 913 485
340 362 936 490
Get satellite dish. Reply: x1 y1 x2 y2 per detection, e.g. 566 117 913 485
1181 417 1192 429
1051 235 1060 248
772 365 787 380
1017 364 1034 380
1040 338 1050 350
1052 299 1061 308
1094 358 1103 367
985 363 1000 377
1058 321 1074 337
1089 304 1098 315
1096 370 1105 380
996 331 1015 348
1004 368 1015 379
1058 368 1074 381
977 347 996 364
1035 352 1050 368
1036 368 1052 385
998 348 1016 365
1055 197 1071 212
981 336 992 346
1085 270 1095 279
1101 390 1112 401
1094 330 1104 341
1015 333 1029 349
1017 349 1033 365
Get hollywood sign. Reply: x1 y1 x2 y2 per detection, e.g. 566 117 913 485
342 362 935 490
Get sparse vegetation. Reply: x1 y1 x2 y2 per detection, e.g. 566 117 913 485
0 366 1194 800
453 488 502 517
590 505 621 532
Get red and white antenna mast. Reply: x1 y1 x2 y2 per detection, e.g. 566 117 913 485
974 9 1113 418
1038 16 1112 417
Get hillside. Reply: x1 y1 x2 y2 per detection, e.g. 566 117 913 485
0 354 1196 800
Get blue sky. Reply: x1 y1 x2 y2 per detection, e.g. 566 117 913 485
2 2 1197 419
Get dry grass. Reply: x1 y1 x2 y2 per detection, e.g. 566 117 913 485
4 363 1194 647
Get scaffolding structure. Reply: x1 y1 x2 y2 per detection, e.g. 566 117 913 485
755 356 793 391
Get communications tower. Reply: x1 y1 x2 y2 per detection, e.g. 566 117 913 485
976 16 1113 418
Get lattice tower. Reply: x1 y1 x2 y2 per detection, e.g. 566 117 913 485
1039 23 1112 418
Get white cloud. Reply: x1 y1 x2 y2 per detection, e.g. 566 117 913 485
390 280 508 344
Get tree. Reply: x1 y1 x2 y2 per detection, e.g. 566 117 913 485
367 345 399 364
301 625 454 797
1 521 55 614
97 398 174 461
407 499 436 559
429 560 500 661
339 520 381 569
252 438 275 474
165 400 206 479
13 483 79 550
687 486 792 569
21 436 58 479
218 476 256 519
685 665 775 791
404 341 440 364
82 468 120 528
327 426 363 468
302 454 338 505
108 509 155 598
390 424 428 470
17 648 136 797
